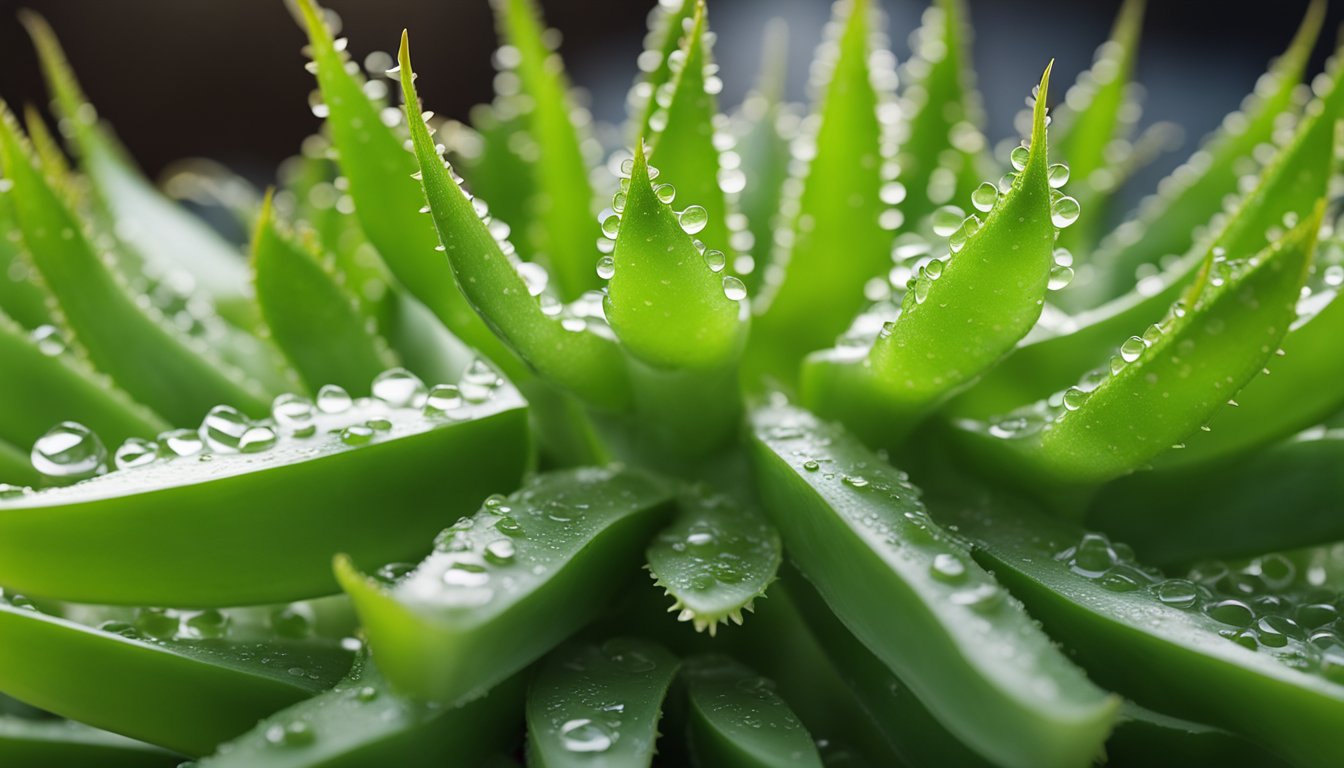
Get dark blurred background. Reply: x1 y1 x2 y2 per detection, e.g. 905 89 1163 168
0 0 1337 206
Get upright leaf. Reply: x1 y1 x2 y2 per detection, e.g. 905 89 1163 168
644 1 738 267
0 103 271 424
338 466 674 703
894 0 993 228
491 0 600 301
22 12 256 329
628 0 698 140
964 204 1321 488
397 33 632 411
293 0 521 380
0 202 51 330
803 64 1061 444
749 0 894 386
252 194 397 395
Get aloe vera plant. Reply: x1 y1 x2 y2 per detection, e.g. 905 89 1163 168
1 0 1341 765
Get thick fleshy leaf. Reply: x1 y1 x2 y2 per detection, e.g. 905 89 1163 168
252 194 397 395
293 0 520 379
0 597 352 756
338 466 674 704
964 204 1320 487
946 497 1344 768
0 203 51 331
748 0 894 385
802 64 1059 444
0 716 181 768
628 0 698 140
0 308 168 452
749 402 1117 768
894 0 993 228
397 33 632 411
644 1 738 266
1090 429 1344 567
953 53 1342 420
1106 702 1291 768
0 377 528 606
0 438 38 486
22 12 256 329
646 489 780 635
198 655 522 768
1083 0 1326 303
0 103 272 423
1050 0 1146 254
607 142 745 370
490 0 600 301
526 638 678 767
683 655 822 768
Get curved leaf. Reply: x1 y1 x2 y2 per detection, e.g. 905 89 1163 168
683 655 822 768
628 0 698 140
0 716 180 768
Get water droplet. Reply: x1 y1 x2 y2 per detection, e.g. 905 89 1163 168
704 249 726 272
1154 579 1200 609
679 205 709 235
1062 387 1088 411
32 422 106 479
1010 145 1030 171
271 606 314 638
340 425 373 446
424 384 463 416
559 718 613 753
239 426 277 453
950 583 1003 613
265 721 315 748
1325 264 1344 287
460 359 502 402
654 183 677 204
842 474 870 489
135 608 179 639
1051 196 1081 228
0 484 32 500
971 182 999 213
443 557 490 587
484 539 516 564
931 206 965 237
184 609 229 639
316 385 353 414
925 259 945 279
200 405 250 453
158 429 203 457
723 276 747 301
1047 264 1074 291
114 437 159 470
803 459 820 471
1047 163 1070 188
495 515 524 537
517 262 549 297
372 368 428 408
272 394 317 437
930 553 967 583
596 256 616 280
30 325 66 356
1120 336 1146 363
1206 599 1254 627
601 214 621 238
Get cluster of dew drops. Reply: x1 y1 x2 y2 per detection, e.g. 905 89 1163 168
1058 530 1344 681
595 154 748 303
0 361 505 499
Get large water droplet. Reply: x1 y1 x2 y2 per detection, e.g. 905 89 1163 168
601 214 621 238
239 425 278 453
372 368 428 408
596 256 616 280
114 437 159 470
200 405 250 453
931 206 965 237
930 553 967 583
722 275 747 301
1051 196 1081 228
1047 264 1074 291
654 183 677 204
1120 336 1146 363
1154 579 1200 609
424 384 463 417
704 249 726 273
316 385 353 414
1010 145 1030 171
679 205 709 235
32 422 106 479
560 718 614 753
272 394 317 437
971 182 999 213
158 428 203 458
30 325 67 356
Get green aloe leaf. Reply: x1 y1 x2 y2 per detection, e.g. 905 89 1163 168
607 142 746 370
731 18 793 293
1050 0 1145 254
0 598 353 756
802 63 1060 444
945 498 1344 768
21 105 77 206
491 0 600 301
0 378 528 606
953 52 1342 420
1084 0 1326 303
749 402 1117 768
779 574 993 768
0 103 274 424
1106 702 1291 768
894 0 993 228
643 1 738 267
0 308 168 452
646 490 780 635
526 638 679 767
1090 429 1344 567
749 0 894 385
338 466 674 704
22 12 256 330
629 0 698 140
252 194 397 395
293 0 519 379
397 33 632 411
0 202 51 331
198 654 522 768
0 438 38 486
965 204 1321 488
0 716 181 768
683 655 822 768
